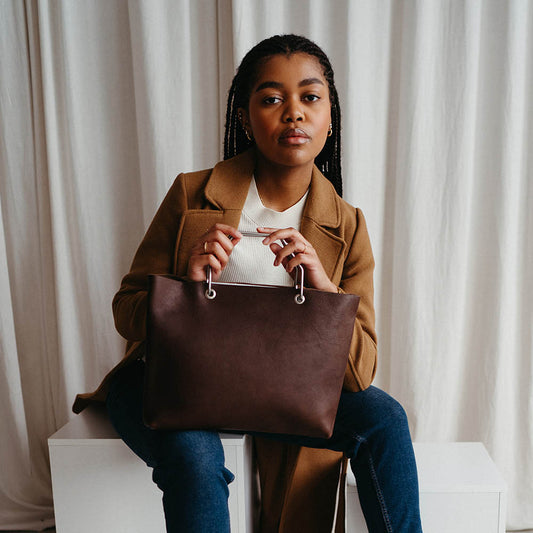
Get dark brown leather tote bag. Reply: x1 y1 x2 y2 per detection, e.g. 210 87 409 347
143 268 359 438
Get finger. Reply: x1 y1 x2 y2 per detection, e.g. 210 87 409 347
280 243 317 272
271 238 311 265
268 242 285 267
203 240 230 268
206 227 242 255
205 253 223 277
267 242 294 273
269 242 297 267
282 239 308 256
256 226 276 235
285 253 308 274
279 252 293 272
258 226 299 245
211 223 242 243
196 224 242 254
188 253 223 281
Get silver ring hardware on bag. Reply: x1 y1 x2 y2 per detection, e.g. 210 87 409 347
205 265 217 299
294 264 305 304
280 238 305 305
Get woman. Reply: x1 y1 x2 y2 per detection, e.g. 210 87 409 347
74 34 423 532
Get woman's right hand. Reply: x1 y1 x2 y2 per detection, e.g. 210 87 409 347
186 223 242 281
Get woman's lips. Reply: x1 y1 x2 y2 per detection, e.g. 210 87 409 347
278 128 310 145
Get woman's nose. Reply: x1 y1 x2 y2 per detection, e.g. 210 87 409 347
283 101 304 122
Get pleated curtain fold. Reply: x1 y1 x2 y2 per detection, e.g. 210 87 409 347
0 0 531 529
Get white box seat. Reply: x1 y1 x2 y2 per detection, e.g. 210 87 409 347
346 442 506 533
48 405 255 533
49 409 506 533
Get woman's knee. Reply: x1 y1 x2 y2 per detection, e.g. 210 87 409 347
366 388 412 445
152 430 232 487
339 386 410 436
370 387 408 423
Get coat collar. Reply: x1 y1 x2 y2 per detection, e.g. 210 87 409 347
203 149 341 229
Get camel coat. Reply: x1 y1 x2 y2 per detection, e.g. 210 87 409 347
73 149 377 532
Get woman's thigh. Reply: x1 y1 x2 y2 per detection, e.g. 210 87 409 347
105 359 226 471
249 386 410 457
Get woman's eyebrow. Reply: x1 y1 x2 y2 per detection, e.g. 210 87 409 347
299 77 325 87
255 81 283 92
255 77 325 92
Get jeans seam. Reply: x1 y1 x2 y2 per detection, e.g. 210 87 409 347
354 435 394 533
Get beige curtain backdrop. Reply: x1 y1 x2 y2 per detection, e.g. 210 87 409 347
0 0 531 529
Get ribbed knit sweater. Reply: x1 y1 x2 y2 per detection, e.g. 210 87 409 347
218 177 308 286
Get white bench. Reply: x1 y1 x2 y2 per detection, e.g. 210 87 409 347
49 408 506 533
48 405 255 533
346 442 507 533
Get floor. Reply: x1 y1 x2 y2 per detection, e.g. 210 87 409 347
4 528 533 533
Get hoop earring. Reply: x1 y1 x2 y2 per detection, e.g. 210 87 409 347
327 123 333 137
238 112 253 141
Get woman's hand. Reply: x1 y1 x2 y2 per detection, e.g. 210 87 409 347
258 227 338 293
187 223 242 281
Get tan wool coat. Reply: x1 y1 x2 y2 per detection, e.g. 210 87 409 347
73 149 377 532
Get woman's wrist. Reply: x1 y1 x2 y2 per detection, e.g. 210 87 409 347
316 280 338 293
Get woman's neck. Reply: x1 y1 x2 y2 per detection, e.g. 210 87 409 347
254 157 313 212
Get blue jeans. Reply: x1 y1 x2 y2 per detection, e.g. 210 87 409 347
106 359 422 532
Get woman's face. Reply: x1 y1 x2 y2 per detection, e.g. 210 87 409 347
239 53 331 173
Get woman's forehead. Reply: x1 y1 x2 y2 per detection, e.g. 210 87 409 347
253 53 326 87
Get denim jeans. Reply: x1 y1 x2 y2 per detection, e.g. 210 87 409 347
106 359 423 532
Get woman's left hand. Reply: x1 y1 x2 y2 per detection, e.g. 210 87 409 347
258 227 338 293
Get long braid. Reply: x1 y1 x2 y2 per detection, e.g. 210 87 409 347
223 34 343 197
224 78 237 158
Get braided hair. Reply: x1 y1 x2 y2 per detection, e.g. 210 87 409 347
223 34 343 197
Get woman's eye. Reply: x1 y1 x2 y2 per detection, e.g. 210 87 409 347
263 96 282 105
304 94 320 102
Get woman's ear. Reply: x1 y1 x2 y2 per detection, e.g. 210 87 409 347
237 108 249 129
237 108 253 141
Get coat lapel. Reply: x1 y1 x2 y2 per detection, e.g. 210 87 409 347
175 151 255 275
300 166 346 284
203 150 256 210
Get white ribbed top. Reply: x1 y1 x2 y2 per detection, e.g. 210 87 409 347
218 178 308 286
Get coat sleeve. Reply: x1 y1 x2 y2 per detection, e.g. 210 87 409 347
112 175 188 341
339 208 377 391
